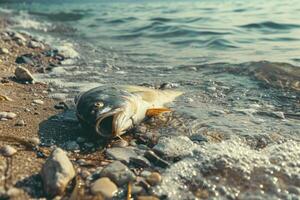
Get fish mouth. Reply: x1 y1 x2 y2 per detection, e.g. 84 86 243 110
95 109 123 138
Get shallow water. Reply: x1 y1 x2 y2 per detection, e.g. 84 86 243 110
1 0 300 199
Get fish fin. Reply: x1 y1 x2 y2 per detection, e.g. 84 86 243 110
146 108 172 117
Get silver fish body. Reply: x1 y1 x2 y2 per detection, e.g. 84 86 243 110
75 85 182 138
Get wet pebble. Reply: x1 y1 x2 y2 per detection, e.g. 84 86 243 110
153 136 196 158
132 184 144 195
100 161 136 186
15 54 34 65
91 177 118 199
0 47 9 55
15 66 34 83
33 99 44 105
0 112 17 120
41 148 75 196
106 147 138 164
0 145 17 157
64 141 80 151
146 172 162 186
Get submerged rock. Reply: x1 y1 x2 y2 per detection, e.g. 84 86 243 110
15 66 34 83
41 148 75 197
100 161 136 186
91 177 118 199
153 136 196 158
106 147 138 164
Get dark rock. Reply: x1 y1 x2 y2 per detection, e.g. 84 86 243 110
100 161 136 186
144 150 170 168
130 156 151 168
15 54 34 65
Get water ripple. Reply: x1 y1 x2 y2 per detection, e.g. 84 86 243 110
240 21 300 30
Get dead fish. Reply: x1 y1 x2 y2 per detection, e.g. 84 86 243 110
75 85 182 138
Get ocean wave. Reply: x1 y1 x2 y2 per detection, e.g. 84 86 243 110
29 11 85 21
12 11 52 32
240 21 300 30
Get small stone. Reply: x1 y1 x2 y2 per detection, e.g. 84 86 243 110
140 171 152 178
28 137 40 146
100 161 136 186
132 185 144 195
146 172 162 186
137 196 160 200
91 177 118 199
12 32 26 42
15 54 34 65
0 112 17 119
7 187 23 197
153 136 196 158
64 141 80 151
106 147 138 164
1 145 17 157
112 140 128 148
28 40 44 49
15 119 25 126
15 66 34 83
41 148 76 197
0 47 9 55
272 111 285 119
33 99 44 105
80 170 91 179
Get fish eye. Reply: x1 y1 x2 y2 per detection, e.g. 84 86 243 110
94 101 104 108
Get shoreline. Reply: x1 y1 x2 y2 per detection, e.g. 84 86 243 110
0 17 63 198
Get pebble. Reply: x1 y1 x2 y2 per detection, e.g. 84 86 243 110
33 99 44 105
0 145 17 157
106 147 138 164
140 170 152 178
111 140 129 148
0 47 9 55
0 112 17 120
64 141 80 151
15 66 34 83
41 148 76 196
6 187 23 198
28 40 44 49
15 119 26 126
91 177 118 199
132 185 144 195
28 137 40 146
153 136 196 158
100 161 136 186
146 172 162 186
12 32 26 42
137 196 160 200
